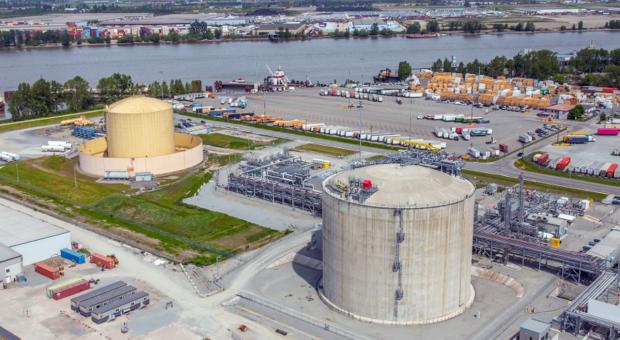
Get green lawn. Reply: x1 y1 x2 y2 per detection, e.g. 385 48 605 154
462 169 606 201
292 143 357 157
0 156 284 264
0 109 103 133
515 153 620 188
200 133 284 150
0 158 124 205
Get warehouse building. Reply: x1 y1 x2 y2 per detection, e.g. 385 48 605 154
0 244 22 283
0 203 71 266
587 227 620 268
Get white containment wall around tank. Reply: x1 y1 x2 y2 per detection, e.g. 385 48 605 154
320 164 476 325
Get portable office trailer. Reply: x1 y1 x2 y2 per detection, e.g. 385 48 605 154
91 291 149 324
70 281 127 311
78 285 137 316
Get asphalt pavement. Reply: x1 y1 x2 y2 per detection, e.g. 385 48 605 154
187 114 620 196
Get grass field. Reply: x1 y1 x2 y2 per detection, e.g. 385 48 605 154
462 169 606 201
292 143 357 157
0 109 103 133
200 133 282 150
515 153 620 188
0 156 284 264
0 157 125 205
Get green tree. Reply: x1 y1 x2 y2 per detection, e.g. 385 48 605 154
443 58 453 72
168 30 180 43
61 33 71 47
64 76 93 111
398 61 412 80
8 82 32 121
426 20 440 33
214 28 222 39
370 23 379 35
97 73 134 103
525 22 535 32
432 58 443 72
407 22 421 34
568 105 585 120
161 81 170 98
604 64 620 87
205 29 214 40
578 21 584 30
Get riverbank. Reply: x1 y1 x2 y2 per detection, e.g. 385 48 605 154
1 27 618 51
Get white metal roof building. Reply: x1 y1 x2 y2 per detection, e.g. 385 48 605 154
0 244 22 283
587 227 620 268
0 202 70 266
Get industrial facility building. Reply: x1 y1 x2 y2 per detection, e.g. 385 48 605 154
320 164 476 325
0 203 70 266
0 245 22 284
79 96 204 177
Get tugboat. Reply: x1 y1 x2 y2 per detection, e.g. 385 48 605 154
264 65 290 91
373 68 401 83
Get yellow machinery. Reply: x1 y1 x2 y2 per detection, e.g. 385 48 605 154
550 237 561 248
400 139 441 152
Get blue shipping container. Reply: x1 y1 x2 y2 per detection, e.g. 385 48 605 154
61 248 86 264
567 136 589 144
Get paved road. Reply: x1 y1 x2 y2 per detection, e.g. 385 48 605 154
464 136 620 195
185 114 620 196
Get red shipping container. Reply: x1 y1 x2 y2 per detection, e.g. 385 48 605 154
607 163 618 177
602 87 617 93
499 144 508 153
597 128 619 136
91 253 116 269
35 263 60 280
52 280 90 300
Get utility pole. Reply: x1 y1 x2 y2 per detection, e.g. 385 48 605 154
359 101 363 162
409 98 413 147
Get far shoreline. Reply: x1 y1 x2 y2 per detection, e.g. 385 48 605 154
0 28 618 52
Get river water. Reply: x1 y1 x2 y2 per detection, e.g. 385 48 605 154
0 31 619 93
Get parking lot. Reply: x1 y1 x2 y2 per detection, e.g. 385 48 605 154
195 88 556 155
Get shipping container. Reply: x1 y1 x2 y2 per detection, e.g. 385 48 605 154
46 278 83 298
36 263 60 280
597 127 620 136
91 253 116 269
60 248 86 264
499 144 508 153
566 136 589 144
53 280 90 300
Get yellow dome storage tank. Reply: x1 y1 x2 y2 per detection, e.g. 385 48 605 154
105 96 175 158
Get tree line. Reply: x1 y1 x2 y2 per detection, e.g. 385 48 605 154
431 47 620 88
7 74 204 121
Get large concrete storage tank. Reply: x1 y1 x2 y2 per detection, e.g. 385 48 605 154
321 164 475 325
105 96 175 158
